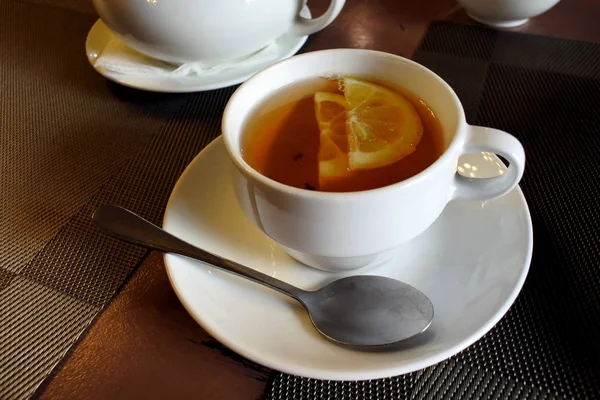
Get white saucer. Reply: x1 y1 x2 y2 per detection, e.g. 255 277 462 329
85 11 310 93
162 138 533 380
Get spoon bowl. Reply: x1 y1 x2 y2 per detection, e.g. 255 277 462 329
300 275 433 347
93 204 434 348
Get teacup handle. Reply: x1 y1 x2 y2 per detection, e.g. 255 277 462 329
292 0 346 37
452 125 526 201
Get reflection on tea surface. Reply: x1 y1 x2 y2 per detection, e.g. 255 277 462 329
241 76 444 192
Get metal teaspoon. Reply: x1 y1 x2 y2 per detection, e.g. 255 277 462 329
92 204 434 348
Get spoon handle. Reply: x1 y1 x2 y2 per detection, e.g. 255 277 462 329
93 204 304 299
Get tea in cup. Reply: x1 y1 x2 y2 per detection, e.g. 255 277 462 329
92 0 346 65
222 49 525 272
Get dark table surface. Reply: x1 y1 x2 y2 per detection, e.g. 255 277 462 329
17 0 599 399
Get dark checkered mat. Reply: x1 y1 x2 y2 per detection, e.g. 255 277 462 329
0 1 233 398
0 0 598 397
267 22 600 400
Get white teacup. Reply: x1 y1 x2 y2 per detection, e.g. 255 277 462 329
459 0 560 28
92 0 345 65
222 49 525 272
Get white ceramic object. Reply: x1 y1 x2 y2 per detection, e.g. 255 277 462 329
222 49 526 272
162 137 533 380
458 0 560 28
91 0 345 65
85 18 310 93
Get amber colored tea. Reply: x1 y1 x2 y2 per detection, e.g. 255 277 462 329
241 77 444 192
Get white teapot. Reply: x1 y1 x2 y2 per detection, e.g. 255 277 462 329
458 0 559 27
92 0 345 65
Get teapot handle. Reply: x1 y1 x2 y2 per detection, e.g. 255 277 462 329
292 0 346 37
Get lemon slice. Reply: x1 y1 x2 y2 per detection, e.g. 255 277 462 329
344 78 423 170
314 92 350 183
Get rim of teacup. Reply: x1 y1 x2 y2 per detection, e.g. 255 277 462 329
222 48 467 199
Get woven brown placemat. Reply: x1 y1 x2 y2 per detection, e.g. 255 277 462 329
266 21 600 400
0 1 233 398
